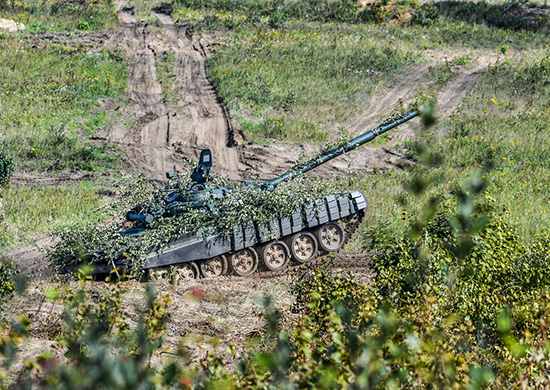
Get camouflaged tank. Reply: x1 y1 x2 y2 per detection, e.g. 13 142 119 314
91 110 420 279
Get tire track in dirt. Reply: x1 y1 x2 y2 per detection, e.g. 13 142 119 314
97 1 243 182
348 51 503 144
242 51 503 180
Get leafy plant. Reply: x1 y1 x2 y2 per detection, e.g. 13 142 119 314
0 260 18 306
0 150 14 188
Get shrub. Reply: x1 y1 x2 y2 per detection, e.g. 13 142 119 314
0 260 18 305
0 149 14 188
412 3 439 26
363 189 550 343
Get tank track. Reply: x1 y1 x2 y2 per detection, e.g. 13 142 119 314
251 209 365 279
149 209 365 281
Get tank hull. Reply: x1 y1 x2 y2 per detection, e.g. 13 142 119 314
92 190 367 276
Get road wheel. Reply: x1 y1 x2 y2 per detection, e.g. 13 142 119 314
289 232 318 263
174 262 199 282
261 241 290 271
231 248 259 276
199 255 228 278
315 222 346 252
148 267 171 281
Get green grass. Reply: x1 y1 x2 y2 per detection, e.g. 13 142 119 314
156 50 179 104
0 38 128 172
174 0 550 49
433 53 550 239
0 0 118 32
124 0 170 21
177 0 548 144
207 21 419 143
0 183 107 249
179 0 549 239
428 61 457 85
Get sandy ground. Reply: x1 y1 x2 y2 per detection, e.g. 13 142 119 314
0 18 25 32
4 252 373 374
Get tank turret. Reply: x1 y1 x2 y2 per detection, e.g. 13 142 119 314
124 110 419 228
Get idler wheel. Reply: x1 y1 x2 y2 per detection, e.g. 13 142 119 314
289 232 318 263
231 248 259 276
315 222 346 252
261 241 290 271
199 255 228 278
174 262 199 281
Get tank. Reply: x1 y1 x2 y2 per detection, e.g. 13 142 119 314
81 109 420 279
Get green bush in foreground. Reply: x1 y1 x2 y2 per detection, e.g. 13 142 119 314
3 172 550 388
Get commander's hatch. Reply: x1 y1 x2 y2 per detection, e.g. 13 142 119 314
190 149 213 184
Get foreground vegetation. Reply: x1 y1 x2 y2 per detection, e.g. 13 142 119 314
2 182 550 388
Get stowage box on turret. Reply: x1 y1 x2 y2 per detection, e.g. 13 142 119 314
86 110 420 279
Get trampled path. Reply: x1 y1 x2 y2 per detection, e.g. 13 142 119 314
97 0 243 181
244 50 503 180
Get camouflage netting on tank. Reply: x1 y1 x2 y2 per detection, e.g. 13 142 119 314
46 173 339 277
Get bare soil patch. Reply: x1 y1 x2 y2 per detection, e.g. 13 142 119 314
91 3 244 182
0 18 24 32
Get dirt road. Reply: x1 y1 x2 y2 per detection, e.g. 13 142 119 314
93 1 243 182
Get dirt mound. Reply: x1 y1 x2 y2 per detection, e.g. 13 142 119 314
0 18 25 32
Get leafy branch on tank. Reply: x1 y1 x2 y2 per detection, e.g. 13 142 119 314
48 173 336 277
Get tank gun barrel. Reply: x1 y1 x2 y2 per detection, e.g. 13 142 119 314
260 109 419 189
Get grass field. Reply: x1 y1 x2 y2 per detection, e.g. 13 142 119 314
355 52 550 242
0 0 118 32
208 21 419 143
175 0 550 240
0 183 106 248
0 39 127 172
0 1 127 249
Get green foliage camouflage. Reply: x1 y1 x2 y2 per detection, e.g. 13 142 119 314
47 173 339 276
